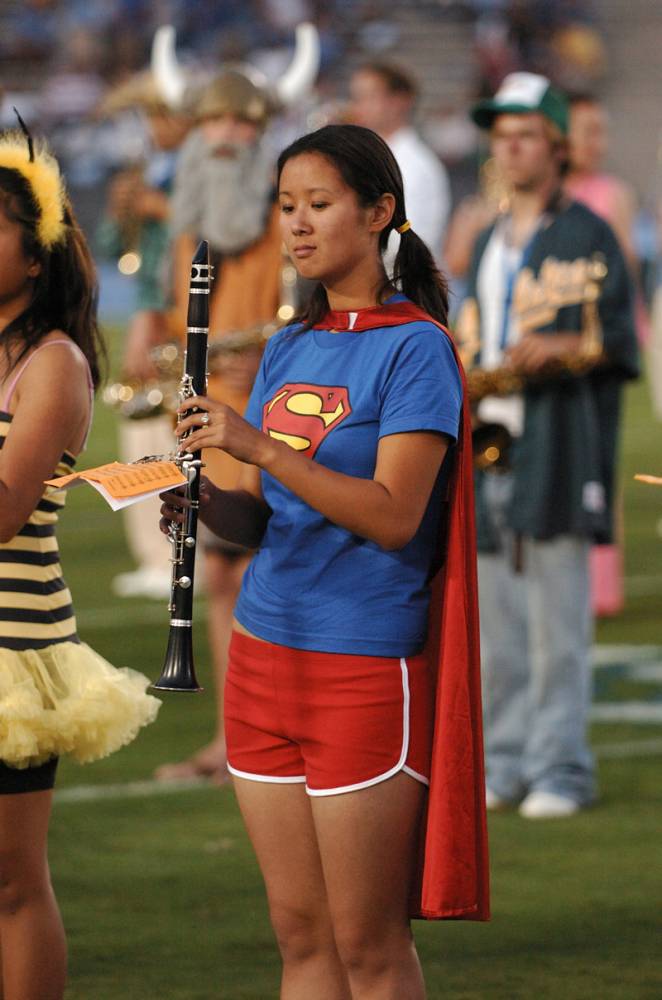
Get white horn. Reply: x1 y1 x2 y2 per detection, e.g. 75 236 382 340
274 22 320 107
151 25 187 109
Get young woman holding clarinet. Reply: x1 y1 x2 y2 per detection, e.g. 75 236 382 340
0 125 159 1000
161 123 488 998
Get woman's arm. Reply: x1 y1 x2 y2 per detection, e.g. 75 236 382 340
0 340 90 542
176 397 450 551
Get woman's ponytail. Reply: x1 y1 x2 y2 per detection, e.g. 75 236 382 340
392 227 449 327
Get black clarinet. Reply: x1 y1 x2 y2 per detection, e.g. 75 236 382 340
152 241 211 692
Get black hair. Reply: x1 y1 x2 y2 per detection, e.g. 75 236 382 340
0 166 106 388
276 124 448 331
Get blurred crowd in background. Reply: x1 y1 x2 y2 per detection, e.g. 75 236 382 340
0 0 659 364
2 1 639 293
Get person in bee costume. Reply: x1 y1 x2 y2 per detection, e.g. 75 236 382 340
154 25 319 783
456 73 639 819
0 122 159 1000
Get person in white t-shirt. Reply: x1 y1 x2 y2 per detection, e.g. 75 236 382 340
349 60 451 263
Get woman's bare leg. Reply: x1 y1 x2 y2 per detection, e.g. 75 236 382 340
0 790 66 1000
311 772 427 1000
233 778 351 1000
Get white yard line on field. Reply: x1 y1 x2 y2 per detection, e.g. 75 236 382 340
591 644 662 666
55 775 215 804
590 703 662 723
593 738 662 759
54 737 662 805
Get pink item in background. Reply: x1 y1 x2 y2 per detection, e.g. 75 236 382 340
590 543 624 617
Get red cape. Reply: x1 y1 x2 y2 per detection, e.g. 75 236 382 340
316 301 490 921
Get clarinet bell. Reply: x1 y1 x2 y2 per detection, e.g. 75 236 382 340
152 623 203 692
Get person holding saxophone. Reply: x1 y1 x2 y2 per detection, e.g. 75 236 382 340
160 123 488 997
454 73 639 819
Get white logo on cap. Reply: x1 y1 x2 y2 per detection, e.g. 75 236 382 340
495 72 549 109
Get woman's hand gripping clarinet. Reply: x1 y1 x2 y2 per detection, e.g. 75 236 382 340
152 241 211 692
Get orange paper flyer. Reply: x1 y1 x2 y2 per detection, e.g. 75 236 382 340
45 460 187 511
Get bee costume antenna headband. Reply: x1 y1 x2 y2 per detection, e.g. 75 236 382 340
0 109 67 249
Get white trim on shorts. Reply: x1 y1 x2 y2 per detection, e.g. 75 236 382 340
403 765 429 786
227 657 430 796
227 766 306 784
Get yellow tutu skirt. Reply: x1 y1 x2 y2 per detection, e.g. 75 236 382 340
0 641 161 769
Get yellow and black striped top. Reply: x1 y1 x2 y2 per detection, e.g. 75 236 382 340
0 411 78 651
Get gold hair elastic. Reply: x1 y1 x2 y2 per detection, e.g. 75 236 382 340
0 128 67 249
396 220 411 234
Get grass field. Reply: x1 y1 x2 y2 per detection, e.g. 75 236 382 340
50 347 662 1000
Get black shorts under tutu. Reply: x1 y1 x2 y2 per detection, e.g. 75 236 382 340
0 757 59 795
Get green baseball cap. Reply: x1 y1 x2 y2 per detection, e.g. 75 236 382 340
471 72 568 134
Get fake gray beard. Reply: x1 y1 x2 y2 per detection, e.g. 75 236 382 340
170 132 275 254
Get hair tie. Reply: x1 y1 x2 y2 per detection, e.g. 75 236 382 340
396 220 411 234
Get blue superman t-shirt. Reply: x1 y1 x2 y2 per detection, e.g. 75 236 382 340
234 297 462 656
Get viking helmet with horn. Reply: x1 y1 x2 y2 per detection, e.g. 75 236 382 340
98 28 198 119
151 22 321 124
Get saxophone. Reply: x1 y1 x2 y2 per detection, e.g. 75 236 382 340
456 252 608 469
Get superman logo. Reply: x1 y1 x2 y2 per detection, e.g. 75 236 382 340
262 383 352 457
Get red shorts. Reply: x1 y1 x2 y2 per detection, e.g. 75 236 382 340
224 631 434 796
